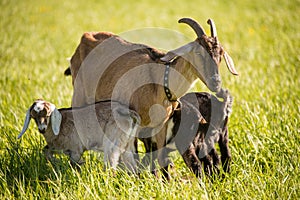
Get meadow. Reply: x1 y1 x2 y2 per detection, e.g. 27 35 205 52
0 0 299 199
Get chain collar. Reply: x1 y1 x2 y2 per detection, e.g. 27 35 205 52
164 64 177 102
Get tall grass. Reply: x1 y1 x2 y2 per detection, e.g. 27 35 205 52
1 0 299 199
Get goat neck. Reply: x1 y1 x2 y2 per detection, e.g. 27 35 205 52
165 58 200 99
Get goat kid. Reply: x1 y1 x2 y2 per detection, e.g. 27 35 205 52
171 91 232 178
18 99 140 173
142 91 233 179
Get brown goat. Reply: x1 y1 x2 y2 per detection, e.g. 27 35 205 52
65 18 238 179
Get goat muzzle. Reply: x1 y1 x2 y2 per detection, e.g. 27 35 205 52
39 128 46 134
208 75 222 93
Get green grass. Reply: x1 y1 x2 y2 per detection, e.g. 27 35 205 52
1 0 299 199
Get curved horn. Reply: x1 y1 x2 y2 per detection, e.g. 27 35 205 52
207 19 217 38
178 18 206 38
18 108 31 139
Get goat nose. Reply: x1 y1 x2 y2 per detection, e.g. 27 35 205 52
211 75 221 83
38 124 47 133
39 128 46 134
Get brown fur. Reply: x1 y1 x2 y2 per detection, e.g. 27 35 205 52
69 31 223 126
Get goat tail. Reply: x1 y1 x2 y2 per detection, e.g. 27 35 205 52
64 67 71 76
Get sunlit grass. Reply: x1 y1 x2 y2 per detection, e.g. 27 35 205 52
0 0 299 199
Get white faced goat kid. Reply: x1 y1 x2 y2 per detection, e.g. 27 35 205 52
18 99 140 173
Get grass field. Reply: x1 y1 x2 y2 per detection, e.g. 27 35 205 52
0 0 299 199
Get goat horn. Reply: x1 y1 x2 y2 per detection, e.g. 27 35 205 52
18 108 31 139
178 18 206 38
207 19 217 38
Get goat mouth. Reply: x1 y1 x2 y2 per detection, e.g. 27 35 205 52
208 82 221 93
207 75 222 93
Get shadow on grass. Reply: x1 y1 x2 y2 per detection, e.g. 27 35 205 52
0 137 80 197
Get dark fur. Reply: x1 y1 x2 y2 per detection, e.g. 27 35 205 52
176 92 231 177
142 92 232 179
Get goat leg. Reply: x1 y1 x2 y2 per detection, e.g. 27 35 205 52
43 145 63 164
209 148 221 175
69 151 84 172
156 127 173 181
182 146 203 178
218 126 231 173
43 145 55 161
140 137 159 177
158 147 172 181
120 151 138 175
200 155 212 177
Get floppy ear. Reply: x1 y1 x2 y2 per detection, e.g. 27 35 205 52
160 42 196 62
223 51 238 75
51 108 62 136
18 108 32 139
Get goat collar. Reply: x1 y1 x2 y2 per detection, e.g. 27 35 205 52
164 64 177 102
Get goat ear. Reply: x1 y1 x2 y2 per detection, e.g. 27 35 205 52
160 42 195 62
160 52 177 63
223 51 238 75
51 108 62 136
18 108 32 139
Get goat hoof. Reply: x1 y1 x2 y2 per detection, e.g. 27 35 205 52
161 166 171 181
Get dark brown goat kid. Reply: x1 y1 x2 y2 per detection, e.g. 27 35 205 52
142 91 233 179
173 92 232 178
